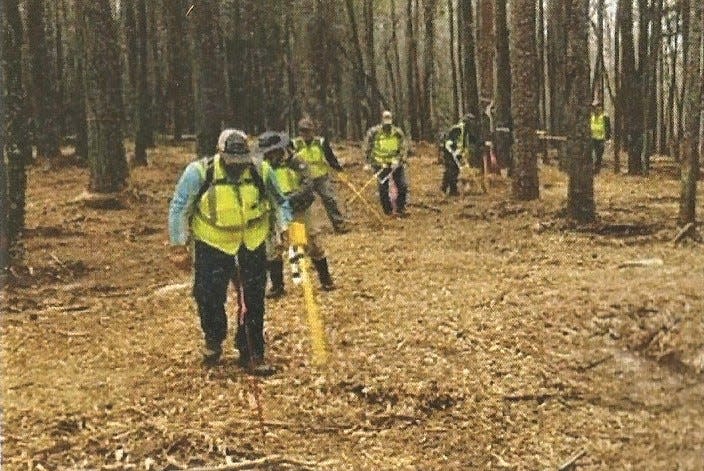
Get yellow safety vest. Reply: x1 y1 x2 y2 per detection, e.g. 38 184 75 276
273 165 301 195
191 155 271 254
372 130 402 165
591 113 607 140
293 137 328 179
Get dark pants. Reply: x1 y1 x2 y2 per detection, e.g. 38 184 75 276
592 139 605 173
376 166 408 214
193 240 267 361
441 151 460 195
312 175 345 229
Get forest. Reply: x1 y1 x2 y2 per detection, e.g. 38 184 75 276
1 0 703 469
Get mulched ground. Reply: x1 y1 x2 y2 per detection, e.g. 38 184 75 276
2 141 703 470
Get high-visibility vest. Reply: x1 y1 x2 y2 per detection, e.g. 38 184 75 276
591 113 607 140
372 129 402 165
272 164 301 195
293 137 328 179
191 155 270 254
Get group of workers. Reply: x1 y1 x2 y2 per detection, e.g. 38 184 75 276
168 111 409 375
168 101 610 375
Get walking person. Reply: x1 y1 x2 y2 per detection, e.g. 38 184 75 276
259 131 337 299
363 111 410 217
292 118 350 233
168 129 291 374
590 99 611 174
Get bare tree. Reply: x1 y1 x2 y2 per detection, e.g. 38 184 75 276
565 0 595 222
677 0 702 232
510 0 540 200
77 0 129 194
3 0 32 247
494 0 512 171
27 0 61 159
190 0 222 156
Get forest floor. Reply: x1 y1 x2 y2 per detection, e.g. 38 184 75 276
2 141 704 470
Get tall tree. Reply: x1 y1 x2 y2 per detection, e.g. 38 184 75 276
477 0 494 101
420 0 437 139
406 0 420 138
3 0 32 247
165 0 187 141
363 0 381 119
27 0 61 159
510 0 540 200
190 0 222 156
565 0 595 222
1 0 8 271
547 0 567 157
133 0 150 165
77 0 129 193
459 0 480 117
448 0 459 121
494 0 512 171
72 0 89 161
678 0 702 230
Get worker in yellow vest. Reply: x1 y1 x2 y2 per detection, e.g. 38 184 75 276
292 118 350 234
442 113 482 196
259 131 336 298
590 99 611 174
168 129 292 374
363 110 409 216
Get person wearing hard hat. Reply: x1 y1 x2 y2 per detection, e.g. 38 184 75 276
590 99 611 174
292 118 350 234
363 110 409 217
168 129 292 375
259 131 337 298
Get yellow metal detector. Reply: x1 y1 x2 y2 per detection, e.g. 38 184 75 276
287 221 329 366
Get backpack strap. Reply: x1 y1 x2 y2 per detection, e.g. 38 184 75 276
195 157 215 203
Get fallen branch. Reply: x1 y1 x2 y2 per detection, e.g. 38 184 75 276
56 330 90 337
409 202 442 213
558 449 587 470
617 258 663 268
184 455 318 471
673 223 694 243
575 354 613 372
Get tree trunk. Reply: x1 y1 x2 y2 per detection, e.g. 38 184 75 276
55 0 66 137
459 0 480 117
148 0 164 141
478 0 494 102
27 0 61 160
0 0 6 271
565 0 595 222
390 0 404 122
537 0 546 129
421 0 437 140
72 0 89 161
448 0 459 122
619 0 640 174
77 0 129 193
406 0 420 138
3 0 32 244
190 0 222 156
547 0 567 142
344 0 367 138
613 0 623 172
678 0 702 227
134 0 150 166
510 0 540 200
494 0 512 171
364 0 381 120
165 0 187 141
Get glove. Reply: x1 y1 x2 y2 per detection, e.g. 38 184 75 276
391 158 400 167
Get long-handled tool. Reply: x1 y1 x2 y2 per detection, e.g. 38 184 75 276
344 168 383 205
336 172 385 225
288 222 329 366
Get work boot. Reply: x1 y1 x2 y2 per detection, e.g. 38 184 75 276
333 222 351 234
202 342 222 367
312 257 336 291
247 356 276 377
266 260 286 299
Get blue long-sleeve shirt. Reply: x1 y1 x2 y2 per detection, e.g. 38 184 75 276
168 158 292 246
